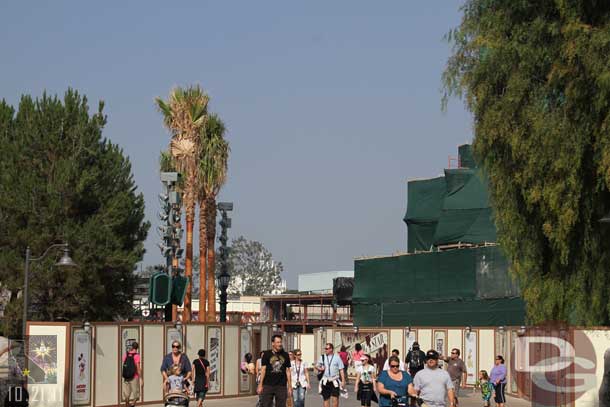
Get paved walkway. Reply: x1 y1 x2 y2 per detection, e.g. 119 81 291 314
149 386 529 407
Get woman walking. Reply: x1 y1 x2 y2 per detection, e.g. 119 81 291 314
377 355 414 407
354 354 377 407
490 355 507 407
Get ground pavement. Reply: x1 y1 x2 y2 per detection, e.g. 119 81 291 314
150 385 530 407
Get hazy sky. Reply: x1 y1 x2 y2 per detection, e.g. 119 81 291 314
1 2 472 288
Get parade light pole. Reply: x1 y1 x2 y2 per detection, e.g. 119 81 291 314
23 243 77 338
217 202 233 323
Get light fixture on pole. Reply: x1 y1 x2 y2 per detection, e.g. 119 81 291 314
247 322 253 333
517 326 527 336
353 325 359 335
465 326 472 337
22 242 77 339
272 323 278 333
217 202 233 323
405 326 411 334
83 321 91 334
498 326 506 334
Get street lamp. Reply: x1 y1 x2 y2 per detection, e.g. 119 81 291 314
23 243 77 338
217 270 230 323
217 202 233 323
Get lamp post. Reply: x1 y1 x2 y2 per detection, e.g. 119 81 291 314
23 243 77 339
217 202 233 323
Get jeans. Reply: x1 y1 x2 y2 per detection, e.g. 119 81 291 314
293 386 306 407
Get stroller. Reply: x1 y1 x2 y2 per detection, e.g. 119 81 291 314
163 379 190 407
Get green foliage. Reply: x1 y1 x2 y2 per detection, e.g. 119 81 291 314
0 90 149 334
225 236 284 296
444 1 610 324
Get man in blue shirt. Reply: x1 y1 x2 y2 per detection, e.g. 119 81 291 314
315 343 346 407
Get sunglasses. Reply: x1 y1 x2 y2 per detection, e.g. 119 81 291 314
296 353 302 356
451 352 458 354
172 345 181 349
325 347 331 350
390 364 400 368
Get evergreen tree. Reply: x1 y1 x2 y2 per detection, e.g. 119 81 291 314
0 90 149 335
444 1 610 324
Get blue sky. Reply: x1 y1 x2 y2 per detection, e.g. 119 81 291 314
0 1 472 288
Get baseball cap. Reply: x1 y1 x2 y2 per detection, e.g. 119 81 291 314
426 350 439 360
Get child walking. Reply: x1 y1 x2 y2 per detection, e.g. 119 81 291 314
479 370 494 407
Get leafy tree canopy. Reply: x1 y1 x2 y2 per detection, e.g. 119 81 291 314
444 0 610 324
0 90 149 335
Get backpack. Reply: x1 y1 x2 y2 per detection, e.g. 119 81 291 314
122 353 137 380
408 350 424 371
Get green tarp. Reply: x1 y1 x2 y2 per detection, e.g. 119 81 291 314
353 297 525 327
404 147 496 251
404 177 446 252
353 246 524 326
458 144 477 168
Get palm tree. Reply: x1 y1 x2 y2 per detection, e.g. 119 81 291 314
197 113 229 322
156 86 209 321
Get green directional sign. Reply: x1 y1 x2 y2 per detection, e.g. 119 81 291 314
149 273 172 306
171 275 189 306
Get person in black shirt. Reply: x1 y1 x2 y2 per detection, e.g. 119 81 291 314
192 349 210 407
258 334 292 407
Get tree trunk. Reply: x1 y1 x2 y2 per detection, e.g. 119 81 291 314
198 198 208 322
206 197 217 322
184 204 194 322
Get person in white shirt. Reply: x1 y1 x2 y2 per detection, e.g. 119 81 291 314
291 348 310 407
315 343 346 407
382 349 405 371
354 354 377 407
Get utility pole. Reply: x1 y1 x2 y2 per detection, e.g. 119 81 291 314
156 172 184 321
217 202 233 323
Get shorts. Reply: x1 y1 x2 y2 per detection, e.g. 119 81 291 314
452 379 461 397
196 390 207 400
321 380 340 400
122 377 140 402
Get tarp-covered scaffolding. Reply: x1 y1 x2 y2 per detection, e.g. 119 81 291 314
354 145 525 326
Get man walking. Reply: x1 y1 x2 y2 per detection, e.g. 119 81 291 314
441 349 466 406
405 342 426 378
258 334 292 407
122 341 142 407
382 349 405 371
412 350 455 407
315 343 345 407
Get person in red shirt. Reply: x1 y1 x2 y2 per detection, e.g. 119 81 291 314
338 346 349 383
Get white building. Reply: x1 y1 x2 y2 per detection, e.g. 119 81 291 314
297 270 354 294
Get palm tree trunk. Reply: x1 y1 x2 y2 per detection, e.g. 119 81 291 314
184 202 195 322
206 197 217 322
198 199 208 321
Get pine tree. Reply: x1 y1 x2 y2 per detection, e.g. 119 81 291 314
0 90 150 335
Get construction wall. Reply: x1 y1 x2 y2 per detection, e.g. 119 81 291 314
25 321 266 407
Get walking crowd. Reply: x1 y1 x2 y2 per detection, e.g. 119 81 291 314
113 335 508 407
248 335 509 407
